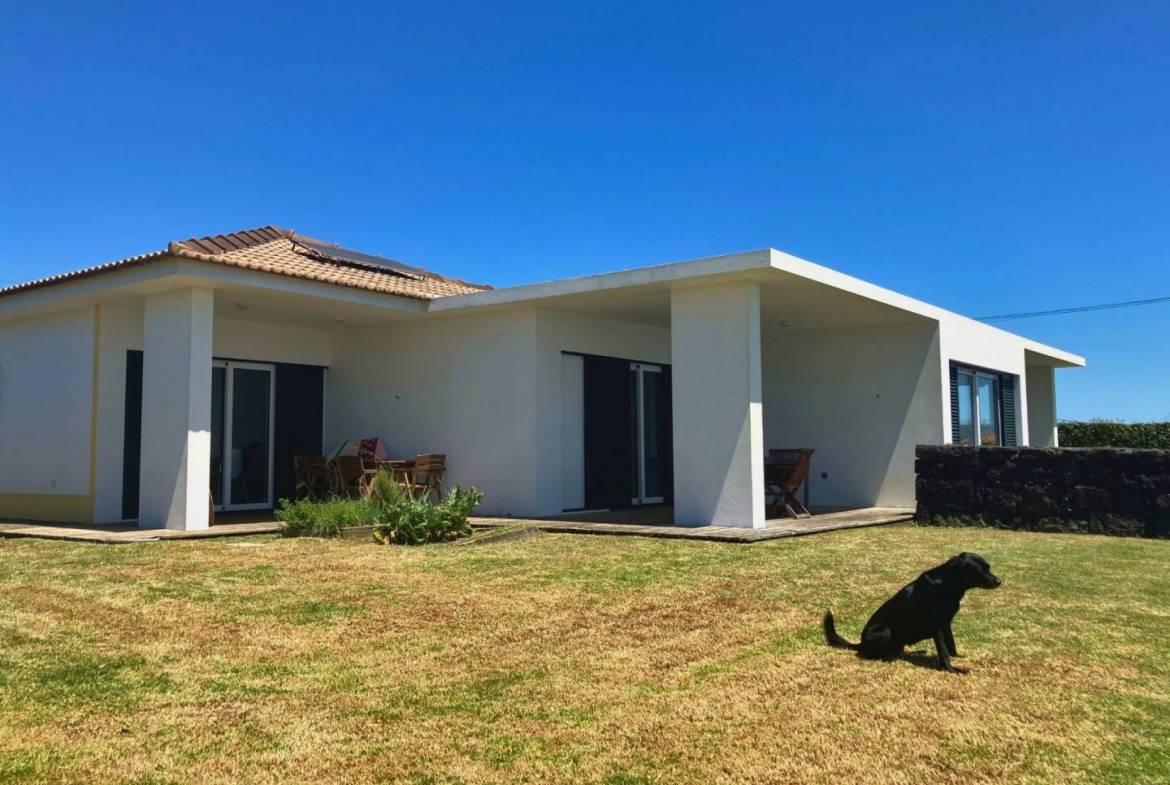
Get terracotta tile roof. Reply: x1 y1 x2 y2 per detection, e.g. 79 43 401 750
0 225 490 301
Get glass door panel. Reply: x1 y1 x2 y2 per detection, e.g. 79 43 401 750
629 368 639 501
210 361 275 511
229 367 272 507
641 370 663 499
630 363 665 505
210 366 226 506
977 375 1001 446
956 372 975 446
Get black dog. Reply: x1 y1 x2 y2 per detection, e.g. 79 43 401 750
823 552 1001 673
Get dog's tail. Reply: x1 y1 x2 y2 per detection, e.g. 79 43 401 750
822 610 860 650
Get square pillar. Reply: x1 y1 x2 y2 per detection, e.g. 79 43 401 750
139 287 214 530
671 280 765 528
1026 364 1058 447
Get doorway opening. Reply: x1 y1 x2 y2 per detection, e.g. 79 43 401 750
565 352 672 512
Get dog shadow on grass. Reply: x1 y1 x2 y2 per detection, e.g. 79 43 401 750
897 649 968 674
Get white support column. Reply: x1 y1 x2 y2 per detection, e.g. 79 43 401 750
671 281 765 528
139 287 214 530
1026 364 1058 447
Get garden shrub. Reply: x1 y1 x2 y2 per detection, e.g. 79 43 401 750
368 471 485 545
275 497 378 537
275 470 485 544
1058 420 1170 449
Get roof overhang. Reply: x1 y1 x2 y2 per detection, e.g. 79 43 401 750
0 242 1086 367
0 257 427 325
428 248 1085 366
1024 346 1085 369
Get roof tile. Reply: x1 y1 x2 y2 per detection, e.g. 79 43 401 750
0 225 489 301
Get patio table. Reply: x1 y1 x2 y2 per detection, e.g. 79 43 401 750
360 458 416 487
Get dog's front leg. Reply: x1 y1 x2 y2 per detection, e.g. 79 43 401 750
933 631 965 674
943 624 959 658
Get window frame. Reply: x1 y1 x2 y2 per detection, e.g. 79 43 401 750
951 362 1016 447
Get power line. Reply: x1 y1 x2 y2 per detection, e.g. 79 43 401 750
977 295 1170 322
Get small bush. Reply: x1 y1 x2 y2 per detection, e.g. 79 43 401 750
275 497 378 537
369 471 485 545
274 471 485 545
1059 420 1170 449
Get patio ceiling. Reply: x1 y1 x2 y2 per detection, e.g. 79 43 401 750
210 280 425 327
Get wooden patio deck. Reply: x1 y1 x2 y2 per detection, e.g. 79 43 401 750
471 506 914 543
0 515 280 544
0 507 913 545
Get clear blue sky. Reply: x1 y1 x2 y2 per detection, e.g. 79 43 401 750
2 2 1168 420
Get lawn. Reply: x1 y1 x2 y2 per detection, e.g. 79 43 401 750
0 525 1168 785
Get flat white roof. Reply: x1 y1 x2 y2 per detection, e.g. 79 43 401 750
430 247 1085 367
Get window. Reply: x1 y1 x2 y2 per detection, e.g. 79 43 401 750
951 363 1017 447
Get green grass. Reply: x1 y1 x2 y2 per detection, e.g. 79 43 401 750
0 526 1168 784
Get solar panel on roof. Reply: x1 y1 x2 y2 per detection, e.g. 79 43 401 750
292 235 426 279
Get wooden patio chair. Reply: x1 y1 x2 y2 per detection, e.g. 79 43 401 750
406 453 446 501
294 455 332 500
331 455 368 498
765 448 815 519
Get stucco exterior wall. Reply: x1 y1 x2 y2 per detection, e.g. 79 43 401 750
90 301 334 522
326 308 542 517
762 320 943 509
0 306 96 521
938 316 1031 446
213 316 333 367
92 303 145 521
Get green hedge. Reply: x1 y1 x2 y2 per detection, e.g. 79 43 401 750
1058 420 1170 449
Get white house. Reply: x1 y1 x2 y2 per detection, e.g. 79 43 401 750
0 226 1083 531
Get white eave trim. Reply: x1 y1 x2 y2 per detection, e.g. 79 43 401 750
0 258 428 322
427 249 773 312
1024 344 1086 368
427 246 1085 367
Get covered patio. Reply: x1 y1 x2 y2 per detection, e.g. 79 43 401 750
436 248 955 530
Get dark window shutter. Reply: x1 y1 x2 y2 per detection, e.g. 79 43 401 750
949 363 960 444
121 350 144 520
273 363 326 504
1000 374 1018 446
583 355 634 510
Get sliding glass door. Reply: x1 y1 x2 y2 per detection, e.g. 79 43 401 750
630 362 665 505
210 361 275 511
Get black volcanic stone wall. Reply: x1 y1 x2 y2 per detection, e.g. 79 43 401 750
915 445 1170 538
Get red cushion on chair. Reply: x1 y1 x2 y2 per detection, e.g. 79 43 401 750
358 438 379 461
